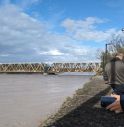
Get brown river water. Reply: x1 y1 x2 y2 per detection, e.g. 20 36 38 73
0 72 94 127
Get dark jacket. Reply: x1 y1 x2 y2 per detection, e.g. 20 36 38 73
104 58 124 85
120 95 124 111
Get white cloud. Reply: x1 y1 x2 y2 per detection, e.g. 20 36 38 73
62 17 105 32
0 4 118 63
39 49 64 55
0 4 47 46
61 17 116 42
0 4 95 62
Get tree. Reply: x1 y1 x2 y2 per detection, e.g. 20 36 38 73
97 33 124 72
108 34 124 54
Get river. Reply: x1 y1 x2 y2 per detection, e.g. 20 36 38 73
0 72 94 127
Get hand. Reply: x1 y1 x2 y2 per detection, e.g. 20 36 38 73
106 94 123 113
104 81 108 84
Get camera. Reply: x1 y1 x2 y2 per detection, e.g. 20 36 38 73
101 96 116 108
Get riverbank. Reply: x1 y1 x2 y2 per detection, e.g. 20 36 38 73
40 76 124 127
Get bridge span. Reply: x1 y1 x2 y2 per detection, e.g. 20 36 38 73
0 63 102 73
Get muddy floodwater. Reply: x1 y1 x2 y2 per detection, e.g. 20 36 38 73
0 72 94 127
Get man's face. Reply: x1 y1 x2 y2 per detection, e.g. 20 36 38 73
119 53 124 60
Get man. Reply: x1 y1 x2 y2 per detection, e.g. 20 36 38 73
103 51 124 113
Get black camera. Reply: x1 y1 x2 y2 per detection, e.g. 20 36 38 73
101 96 116 108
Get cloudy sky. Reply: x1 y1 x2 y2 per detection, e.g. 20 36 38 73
0 0 124 63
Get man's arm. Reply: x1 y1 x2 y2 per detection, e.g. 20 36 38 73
103 65 109 84
103 72 108 84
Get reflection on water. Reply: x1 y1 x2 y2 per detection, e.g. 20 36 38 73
0 73 93 127
58 72 96 75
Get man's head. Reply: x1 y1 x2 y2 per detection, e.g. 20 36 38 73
116 49 124 60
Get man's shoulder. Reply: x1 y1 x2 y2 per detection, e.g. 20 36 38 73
106 62 111 67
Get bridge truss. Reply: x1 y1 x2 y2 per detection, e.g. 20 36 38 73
0 63 102 73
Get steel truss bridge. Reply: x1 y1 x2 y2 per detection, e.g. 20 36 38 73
0 63 102 73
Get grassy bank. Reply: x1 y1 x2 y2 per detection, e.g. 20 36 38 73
40 77 124 127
